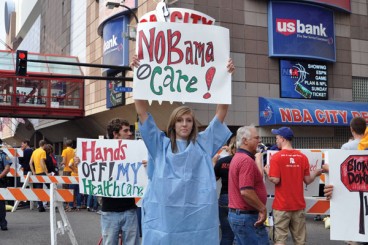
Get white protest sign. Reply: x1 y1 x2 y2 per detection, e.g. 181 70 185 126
77 138 148 198
265 150 323 196
328 150 368 242
133 21 231 104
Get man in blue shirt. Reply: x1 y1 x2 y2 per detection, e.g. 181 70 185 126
0 147 13 231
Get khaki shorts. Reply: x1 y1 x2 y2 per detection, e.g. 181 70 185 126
270 209 306 245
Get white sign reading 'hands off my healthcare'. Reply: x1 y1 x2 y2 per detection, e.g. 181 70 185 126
133 22 231 104
77 138 148 198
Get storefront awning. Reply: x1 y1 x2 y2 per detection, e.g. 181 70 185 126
259 97 368 126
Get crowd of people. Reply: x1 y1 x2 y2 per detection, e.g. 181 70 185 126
0 55 366 245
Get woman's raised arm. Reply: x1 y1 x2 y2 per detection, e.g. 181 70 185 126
131 55 149 123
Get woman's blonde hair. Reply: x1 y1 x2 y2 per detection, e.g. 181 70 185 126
166 106 198 153
228 136 237 156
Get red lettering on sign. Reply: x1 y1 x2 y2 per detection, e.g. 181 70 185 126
202 17 213 25
315 110 326 123
351 111 361 118
339 111 348 124
303 109 314 123
191 13 202 23
324 111 332 123
170 11 182 22
361 112 368 122
280 108 292 122
155 31 166 64
329 110 339 123
292 109 302 122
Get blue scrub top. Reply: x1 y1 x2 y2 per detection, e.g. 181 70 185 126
139 113 231 245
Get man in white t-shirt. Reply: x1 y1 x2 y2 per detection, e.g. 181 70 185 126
341 116 367 150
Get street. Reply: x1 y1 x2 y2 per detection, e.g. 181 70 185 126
1 205 344 245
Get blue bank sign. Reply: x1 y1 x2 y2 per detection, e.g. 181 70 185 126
268 1 335 62
102 15 129 72
259 97 368 126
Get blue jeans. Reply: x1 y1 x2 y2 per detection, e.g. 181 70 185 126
69 184 81 208
219 194 234 245
34 173 47 208
100 209 140 245
228 210 269 245
87 195 98 210
0 180 7 227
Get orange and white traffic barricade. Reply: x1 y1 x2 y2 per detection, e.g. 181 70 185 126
14 173 79 212
305 197 330 215
11 172 79 245
4 148 24 181
23 175 79 185
0 187 73 202
266 196 330 215
0 183 77 245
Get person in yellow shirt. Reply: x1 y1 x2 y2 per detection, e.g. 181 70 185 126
61 139 75 189
29 140 48 212
358 128 368 150
66 150 81 211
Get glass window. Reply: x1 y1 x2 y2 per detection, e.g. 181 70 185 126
0 78 12 104
353 77 368 102
47 56 82 75
16 78 48 106
0 51 14 71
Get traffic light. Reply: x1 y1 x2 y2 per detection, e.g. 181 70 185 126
16 50 28 76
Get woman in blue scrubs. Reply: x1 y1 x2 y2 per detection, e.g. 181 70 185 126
133 58 235 245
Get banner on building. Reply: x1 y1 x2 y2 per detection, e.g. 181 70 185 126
259 97 368 126
298 0 350 12
77 138 148 198
268 1 335 62
102 15 129 71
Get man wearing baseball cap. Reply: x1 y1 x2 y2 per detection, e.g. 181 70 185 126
264 127 322 245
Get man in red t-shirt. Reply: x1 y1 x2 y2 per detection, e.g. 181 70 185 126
264 127 322 245
228 125 268 244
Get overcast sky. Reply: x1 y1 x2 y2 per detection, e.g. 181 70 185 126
0 0 7 50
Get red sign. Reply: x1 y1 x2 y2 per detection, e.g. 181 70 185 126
340 155 368 235
340 155 368 192
301 0 351 12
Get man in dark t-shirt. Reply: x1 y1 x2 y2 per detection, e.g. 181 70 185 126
214 138 236 245
100 118 139 245
19 139 33 176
